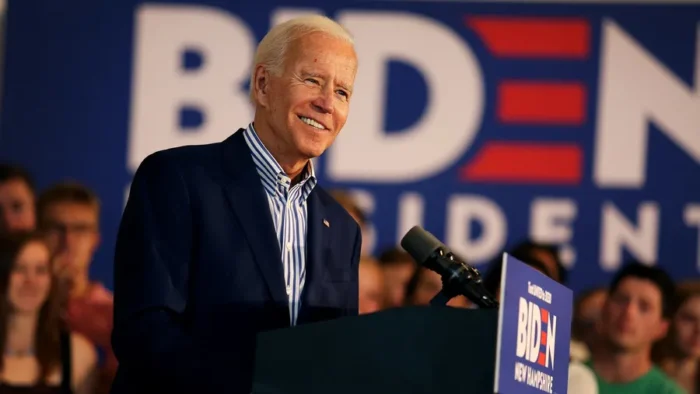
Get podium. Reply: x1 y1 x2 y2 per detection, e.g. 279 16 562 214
252 306 499 394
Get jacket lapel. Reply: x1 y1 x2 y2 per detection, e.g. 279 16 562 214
220 130 289 308
300 189 326 317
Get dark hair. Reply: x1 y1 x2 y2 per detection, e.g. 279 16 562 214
574 286 607 315
37 181 101 226
572 286 607 341
609 261 676 319
0 232 63 382
509 240 567 284
378 247 416 267
482 254 552 297
0 163 35 194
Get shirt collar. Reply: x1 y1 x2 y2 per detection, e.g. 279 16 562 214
243 123 317 195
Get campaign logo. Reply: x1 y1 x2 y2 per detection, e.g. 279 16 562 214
124 5 700 271
514 282 557 394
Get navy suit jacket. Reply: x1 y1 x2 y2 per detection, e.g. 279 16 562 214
110 129 362 394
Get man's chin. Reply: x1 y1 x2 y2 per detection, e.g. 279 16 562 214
298 144 330 160
608 337 639 353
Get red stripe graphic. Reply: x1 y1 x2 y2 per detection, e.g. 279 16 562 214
498 81 587 125
538 352 547 366
467 16 590 59
461 143 582 185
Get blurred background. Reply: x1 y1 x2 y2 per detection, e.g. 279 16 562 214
0 0 699 392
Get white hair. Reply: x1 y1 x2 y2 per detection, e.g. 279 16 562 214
249 15 355 103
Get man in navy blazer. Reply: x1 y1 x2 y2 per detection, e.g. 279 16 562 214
111 15 361 394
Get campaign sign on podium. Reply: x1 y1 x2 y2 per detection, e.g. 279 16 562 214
494 253 573 394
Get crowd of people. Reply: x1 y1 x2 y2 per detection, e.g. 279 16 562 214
1 162 699 394
333 189 700 394
0 164 113 394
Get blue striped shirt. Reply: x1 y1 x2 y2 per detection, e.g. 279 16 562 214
243 123 317 326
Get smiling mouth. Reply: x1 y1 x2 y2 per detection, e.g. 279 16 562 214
298 115 327 130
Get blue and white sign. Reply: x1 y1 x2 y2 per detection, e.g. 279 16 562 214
494 253 573 394
1 1 699 292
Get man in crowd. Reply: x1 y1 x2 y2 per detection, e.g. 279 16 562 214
112 15 361 394
0 163 36 235
37 182 116 393
377 247 416 308
587 262 684 393
359 256 384 315
329 188 373 256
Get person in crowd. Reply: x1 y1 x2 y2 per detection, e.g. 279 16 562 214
509 240 568 284
587 262 684 394
36 182 115 393
0 232 96 394
569 361 600 394
359 256 384 315
329 189 372 256
573 287 608 362
482 254 551 301
0 164 36 236
112 15 361 394
404 267 470 308
654 283 700 393
377 247 416 308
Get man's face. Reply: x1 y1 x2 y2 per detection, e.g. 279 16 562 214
42 202 100 276
382 262 415 308
601 277 668 353
359 261 384 315
256 32 357 161
0 179 36 235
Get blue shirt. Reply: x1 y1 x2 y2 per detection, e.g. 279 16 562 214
243 123 317 325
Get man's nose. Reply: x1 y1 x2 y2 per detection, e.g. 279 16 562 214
312 87 334 114
621 302 637 319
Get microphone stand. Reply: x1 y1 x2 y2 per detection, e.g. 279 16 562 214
427 252 500 309
430 288 456 306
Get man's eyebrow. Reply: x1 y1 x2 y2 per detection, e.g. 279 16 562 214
300 70 353 93
337 81 353 93
299 70 323 79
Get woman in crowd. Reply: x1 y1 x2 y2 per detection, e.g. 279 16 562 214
0 233 96 394
655 282 700 393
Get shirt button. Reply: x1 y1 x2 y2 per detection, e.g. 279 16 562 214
286 285 292 295
286 242 292 251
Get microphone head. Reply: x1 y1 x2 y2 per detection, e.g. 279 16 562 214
400 226 445 265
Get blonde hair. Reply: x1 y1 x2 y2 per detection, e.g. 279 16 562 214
249 15 354 103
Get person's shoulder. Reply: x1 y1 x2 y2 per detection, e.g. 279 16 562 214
647 366 686 394
568 361 598 394
137 128 246 174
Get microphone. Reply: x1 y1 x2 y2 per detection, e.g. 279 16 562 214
400 226 499 309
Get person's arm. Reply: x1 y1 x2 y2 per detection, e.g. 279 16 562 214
111 153 233 392
71 334 97 394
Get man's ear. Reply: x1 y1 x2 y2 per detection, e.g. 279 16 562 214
253 65 270 107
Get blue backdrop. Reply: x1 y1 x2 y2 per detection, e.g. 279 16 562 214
1 0 699 294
